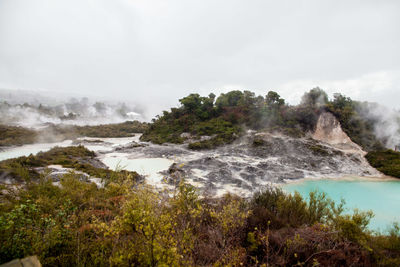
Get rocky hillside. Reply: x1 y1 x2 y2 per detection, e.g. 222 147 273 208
139 88 400 179
107 111 379 196
141 89 389 151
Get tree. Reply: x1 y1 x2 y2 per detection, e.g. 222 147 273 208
179 94 203 112
179 93 216 120
331 93 353 110
265 91 285 107
301 87 328 108
215 91 244 110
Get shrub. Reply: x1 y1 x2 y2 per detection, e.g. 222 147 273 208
0 125 37 146
365 150 400 178
1 179 399 266
0 146 141 183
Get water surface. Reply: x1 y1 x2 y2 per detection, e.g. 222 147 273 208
0 140 73 161
100 153 174 185
283 178 400 231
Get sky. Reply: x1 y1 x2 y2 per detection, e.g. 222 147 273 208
0 0 399 119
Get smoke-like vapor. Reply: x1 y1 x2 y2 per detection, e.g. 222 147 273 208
359 103 400 149
0 96 144 128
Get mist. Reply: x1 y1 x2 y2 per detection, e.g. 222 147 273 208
0 89 144 128
0 0 399 119
358 103 400 149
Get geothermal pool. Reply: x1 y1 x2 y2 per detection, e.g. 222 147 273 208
283 178 400 232
0 140 74 161
100 152 174 185
0 136 138 161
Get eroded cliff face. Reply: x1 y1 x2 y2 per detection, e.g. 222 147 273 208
312 112 364 154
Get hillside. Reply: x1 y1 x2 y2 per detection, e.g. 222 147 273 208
140 88 400 179
141 88 387 152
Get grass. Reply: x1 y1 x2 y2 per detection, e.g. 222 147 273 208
0 125 38 146
0 121 149 147
72 120 148 137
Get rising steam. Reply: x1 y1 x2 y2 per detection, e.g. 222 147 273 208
0 95 143 128
358 103 400 149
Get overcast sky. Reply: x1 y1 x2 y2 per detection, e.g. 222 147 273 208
0 0 399 118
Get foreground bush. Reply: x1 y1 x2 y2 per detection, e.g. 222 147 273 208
1 176 400 266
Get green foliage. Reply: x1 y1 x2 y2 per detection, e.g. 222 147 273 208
0 121 148 147
71 120 148 137
45 121 148 140
142 88 391 155
179 93 215 120
332 209 374 243
0 174 122 266
249 187 338 229
0 146 141 182
141 90 323 148
365 150 400 177
306 144 330 156
327 94 385 151
301 87 329 108
266 91 285 107
215 90 246 111
0 125 37 146
1 178 400 266
188 118 240 150
252 136 268 147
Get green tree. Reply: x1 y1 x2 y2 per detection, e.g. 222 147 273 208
265 91 285 107
301 87 328 107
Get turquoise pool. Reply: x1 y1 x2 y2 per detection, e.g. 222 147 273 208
283 178 400 232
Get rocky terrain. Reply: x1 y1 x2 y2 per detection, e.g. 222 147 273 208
0 112 384 196
102 112 380 196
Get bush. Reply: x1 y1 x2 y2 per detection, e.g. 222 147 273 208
365 150 400 178
1 180 400 266
0 146 141 183
0 121 148 147
248 187 336 230
0 125 37 146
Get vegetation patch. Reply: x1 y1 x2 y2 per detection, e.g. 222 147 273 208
0 125 38 146
0 146 141 182
1 180 400 266
252 136 268 147
0 121 148 147
142 88 392 153
366 150 400 178
306 144 330 156
141 90 325 149
71 120 148 137
45 120 148 140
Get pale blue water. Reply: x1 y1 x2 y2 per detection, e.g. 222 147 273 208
283 178 400 232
